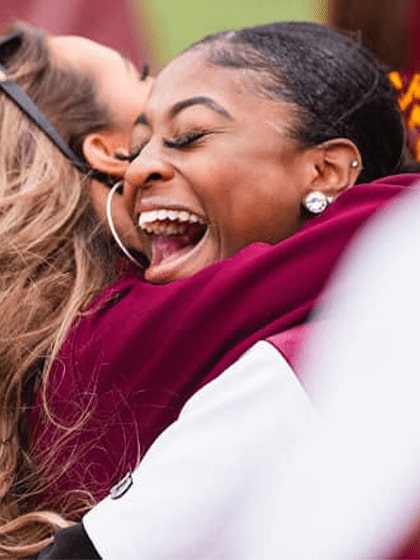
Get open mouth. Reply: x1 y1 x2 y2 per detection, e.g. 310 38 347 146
138 208 208 269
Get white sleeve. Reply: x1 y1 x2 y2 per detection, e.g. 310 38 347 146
260 191 420 560
84 341 315 560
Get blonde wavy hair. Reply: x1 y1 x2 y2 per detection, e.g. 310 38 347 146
0 23 120 557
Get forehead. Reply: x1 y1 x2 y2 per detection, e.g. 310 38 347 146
47 34 140 95
49 35 123 70
145 50 254 117
138 49 301 143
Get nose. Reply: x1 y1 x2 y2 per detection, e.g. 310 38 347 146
124 144 175 210
125 146 175 188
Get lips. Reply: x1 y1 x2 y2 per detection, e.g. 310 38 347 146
137 207 208 281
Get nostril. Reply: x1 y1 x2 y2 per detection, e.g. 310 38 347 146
146 172 162 183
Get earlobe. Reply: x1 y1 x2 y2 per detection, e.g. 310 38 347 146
82 132 130 178
308 139 362 201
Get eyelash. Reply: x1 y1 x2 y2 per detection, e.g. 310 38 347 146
114 144 147 163
114 130 208 163
164 130 207 149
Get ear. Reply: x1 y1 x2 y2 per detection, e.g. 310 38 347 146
305 138 362 201
82 131 130 178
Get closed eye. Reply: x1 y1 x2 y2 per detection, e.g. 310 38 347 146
114 144 147 163
164 130 207 149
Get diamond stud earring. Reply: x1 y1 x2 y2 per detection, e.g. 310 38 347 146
303 191 333 214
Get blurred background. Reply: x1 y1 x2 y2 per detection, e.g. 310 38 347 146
0 0 418 71
0 0 324 71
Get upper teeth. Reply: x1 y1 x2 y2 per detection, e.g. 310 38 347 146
138 209 204 228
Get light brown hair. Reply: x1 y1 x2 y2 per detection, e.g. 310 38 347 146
0 22 119 557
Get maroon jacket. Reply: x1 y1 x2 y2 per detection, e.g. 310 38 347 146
29 174 420 517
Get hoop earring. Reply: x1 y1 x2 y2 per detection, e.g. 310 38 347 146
106 180 145 268
303 191 333 214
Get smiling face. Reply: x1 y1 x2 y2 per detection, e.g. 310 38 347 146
124 50 319 283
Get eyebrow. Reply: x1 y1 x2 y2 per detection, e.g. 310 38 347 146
140 63 150 81
134 113 149 126
169 96 233 120
132 95 233 129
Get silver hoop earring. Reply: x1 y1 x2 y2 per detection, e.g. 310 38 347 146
106 180 145 268
303 191 333 214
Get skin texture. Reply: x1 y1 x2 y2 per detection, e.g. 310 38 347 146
48 35 153 252
124 50 360 283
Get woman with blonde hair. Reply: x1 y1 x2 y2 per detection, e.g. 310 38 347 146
0 22 152 558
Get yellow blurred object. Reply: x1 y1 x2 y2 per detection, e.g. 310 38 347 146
389 70 420 161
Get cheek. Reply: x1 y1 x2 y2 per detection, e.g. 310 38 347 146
184 150 304 249
122 177 138 217
224 170 303 247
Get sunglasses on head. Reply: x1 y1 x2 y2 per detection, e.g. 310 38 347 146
0 30 116 187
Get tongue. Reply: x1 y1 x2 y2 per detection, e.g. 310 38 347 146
148 222 207 267
150 233 194 266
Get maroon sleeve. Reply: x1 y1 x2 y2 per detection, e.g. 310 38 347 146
30 176 418 515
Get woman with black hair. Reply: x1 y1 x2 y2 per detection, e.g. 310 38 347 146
29 21 420 559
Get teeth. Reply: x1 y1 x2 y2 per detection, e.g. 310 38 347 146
141 222 189 236
138 209 204 230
